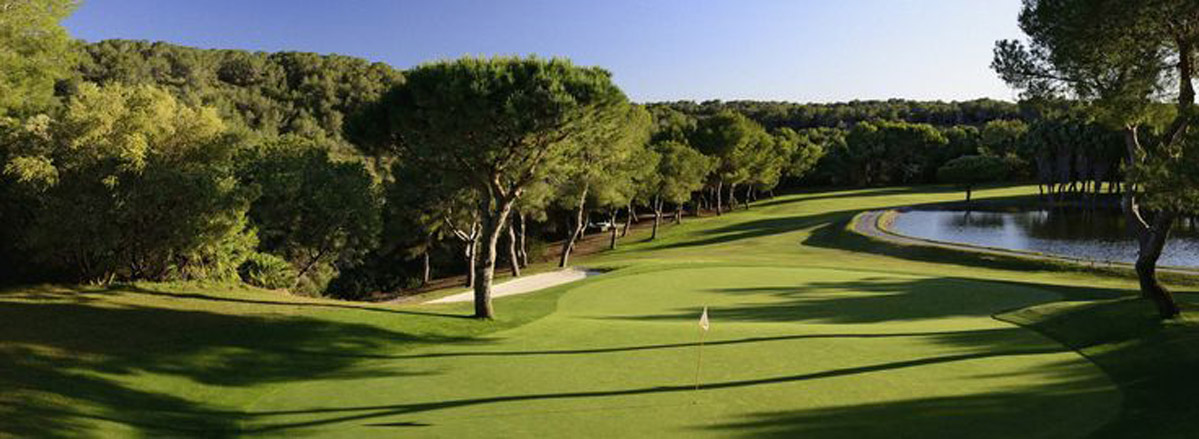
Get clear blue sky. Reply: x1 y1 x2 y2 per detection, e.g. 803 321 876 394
63 0 1023 103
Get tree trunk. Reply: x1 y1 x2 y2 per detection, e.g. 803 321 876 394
472 196 516 320
464 237 476 288
507 222 521 278
715 182 723 215
966 186 972 203
608 208 619 250
559 185 588 268
622 202 633 237
421 250 431 287
516 211 529 268
744 185 752 210
1123 126 1181 319
674 204 683 224
651 195 662 240
1135 212 1180 318
728 183 738 211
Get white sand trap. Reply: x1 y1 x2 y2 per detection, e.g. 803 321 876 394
425 267 601 304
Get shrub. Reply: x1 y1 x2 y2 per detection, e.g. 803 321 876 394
239 252 296 290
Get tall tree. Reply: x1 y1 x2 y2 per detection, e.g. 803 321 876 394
994 0 1199 318
3 84 254 282
690 110 768 214
556 103 651 264
368 57 628 319
239 136 381 293
937 155 1008 202
0 0 77 116
646 140 715 238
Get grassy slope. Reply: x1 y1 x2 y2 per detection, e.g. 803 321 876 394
0 184 1191 438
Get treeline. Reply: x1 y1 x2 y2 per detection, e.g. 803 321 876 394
662 99 1131 196
655 98 1022 130
0 3 1137 315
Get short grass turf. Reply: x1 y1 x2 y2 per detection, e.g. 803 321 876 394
2 184 1193 438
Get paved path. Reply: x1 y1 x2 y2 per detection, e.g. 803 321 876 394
424 267 602 304
854 209 1199 276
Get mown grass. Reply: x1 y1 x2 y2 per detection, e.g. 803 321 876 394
1 184 1195 438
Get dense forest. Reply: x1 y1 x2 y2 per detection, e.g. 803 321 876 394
0 2 1144 316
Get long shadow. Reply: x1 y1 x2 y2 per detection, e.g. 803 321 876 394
232 346 1068 434
697 378 1115 439
110 284 470 319
609 276 1126 326
754 186 959 209
0 293 463 438
652 211 852 251
353 328 1013 360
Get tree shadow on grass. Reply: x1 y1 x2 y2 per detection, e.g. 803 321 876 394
2 284 470 319
0 286 471 438
696 376 1116 439
648 211 852 251
753 186 959 209
608 276 1126 326
228 343 1073 435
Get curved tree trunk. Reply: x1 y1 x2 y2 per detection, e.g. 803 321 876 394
559 185 589 267
472 197 516 320
1123 126 1181 319
1134 211 1180 318
728 183 738 211
744 185 753 209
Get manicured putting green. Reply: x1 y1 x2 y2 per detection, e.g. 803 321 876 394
243 266 1119 438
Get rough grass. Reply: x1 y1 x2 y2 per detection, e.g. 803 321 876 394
1 184 1193 438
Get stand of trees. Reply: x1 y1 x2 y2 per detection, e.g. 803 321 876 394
4 1 1189 320
995 0 1199 319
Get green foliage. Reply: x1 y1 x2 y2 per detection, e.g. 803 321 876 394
650 140 715 205
980 119 1028 157
830 120 948 186
652 98 1021 130
690 110 771 186
239 252 298 290
937 155 1008 188
240 136 381 293
76 40 403 159
3 83 252 281
0 0 77 116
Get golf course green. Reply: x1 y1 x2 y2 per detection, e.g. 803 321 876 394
3 185 1195 438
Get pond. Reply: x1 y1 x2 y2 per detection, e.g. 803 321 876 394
888 207 1199 268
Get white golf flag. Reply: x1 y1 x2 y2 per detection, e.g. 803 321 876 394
699 306 709 331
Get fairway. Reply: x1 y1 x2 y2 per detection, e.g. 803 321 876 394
245 266 1118 437
0 186 1162 438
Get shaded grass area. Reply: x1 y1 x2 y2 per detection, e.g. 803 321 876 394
1000 296 1199 438
0 282 566 438
1 184 1193 438
232 266 1118 438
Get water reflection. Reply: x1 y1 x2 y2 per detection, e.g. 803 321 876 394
890 208 1199 268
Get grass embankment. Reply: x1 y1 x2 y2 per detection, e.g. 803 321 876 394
1 184 1195 438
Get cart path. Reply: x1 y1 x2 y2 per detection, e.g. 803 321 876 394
424 267 602 304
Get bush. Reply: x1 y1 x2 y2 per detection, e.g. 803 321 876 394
239 252 296 290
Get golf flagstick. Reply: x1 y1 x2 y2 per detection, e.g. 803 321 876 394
694 306 709 393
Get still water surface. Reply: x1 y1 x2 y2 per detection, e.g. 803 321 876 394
889 208 1199 268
